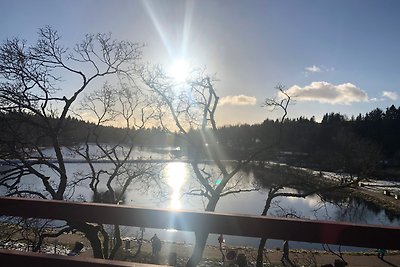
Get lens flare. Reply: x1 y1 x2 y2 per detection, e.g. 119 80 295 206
166 162 187 209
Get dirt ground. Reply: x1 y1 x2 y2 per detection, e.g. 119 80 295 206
50 233 400 266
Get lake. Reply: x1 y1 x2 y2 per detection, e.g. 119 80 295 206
1 146 399 251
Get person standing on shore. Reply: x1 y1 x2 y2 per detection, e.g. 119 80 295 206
218 234 225 262
150 234 161 257
377 248 386 260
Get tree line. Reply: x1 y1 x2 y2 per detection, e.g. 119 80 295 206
3 104 398 179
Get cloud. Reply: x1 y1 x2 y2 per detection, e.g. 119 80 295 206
305 65 321 73
285 81 369 105
304 65 335 77
219 95 257 106
382 91 398 101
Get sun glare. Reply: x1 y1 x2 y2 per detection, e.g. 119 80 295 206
169 59 190 82
166 162 187 210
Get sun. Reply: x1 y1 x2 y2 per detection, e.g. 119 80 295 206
169 59 190 82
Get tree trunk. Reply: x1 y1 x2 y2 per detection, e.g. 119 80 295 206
109 225 122 259
68 222 104 258
186 231 209 267
84 227 104 259
256 193 274 267
186 196 219 266
99 225 110 258
132 229 144 258
32 236 45 252
256 237 267 267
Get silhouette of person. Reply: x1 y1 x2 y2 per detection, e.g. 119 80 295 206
377 248 386 260
150 234 161 257
281 240 289 262
218 234 224 246
218 234 225 262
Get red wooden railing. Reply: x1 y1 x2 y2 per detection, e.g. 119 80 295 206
0 197 399 266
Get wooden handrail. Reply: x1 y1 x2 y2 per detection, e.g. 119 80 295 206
0 197 399 250
0 249 167 267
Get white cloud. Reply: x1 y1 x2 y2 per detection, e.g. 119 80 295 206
219 95 257 106
285 81 369 105
382 91 398 101
304 65 335 77
305 65 321 73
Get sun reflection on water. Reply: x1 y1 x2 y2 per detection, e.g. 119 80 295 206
166 162 187 210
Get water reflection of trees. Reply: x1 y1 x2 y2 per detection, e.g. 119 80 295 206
251 162 400 266
334 196 399 224
251 163 324 198
251 163 400 224
334 197 375 224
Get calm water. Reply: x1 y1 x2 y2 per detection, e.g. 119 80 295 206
1 147 399 251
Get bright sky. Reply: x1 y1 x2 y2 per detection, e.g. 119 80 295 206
1 0 400 125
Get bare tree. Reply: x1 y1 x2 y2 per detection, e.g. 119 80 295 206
140 68 290 266
254 87 366 266
0 26 152 258
322 244 347 266
69 83 161 259
252 163 359 266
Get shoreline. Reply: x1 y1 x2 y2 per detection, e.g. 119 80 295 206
350 186 400 217
31 233 400 266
